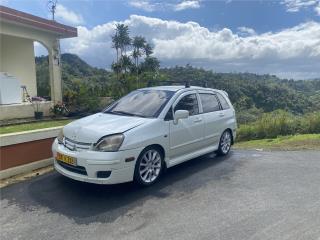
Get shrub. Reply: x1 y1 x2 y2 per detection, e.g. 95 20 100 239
50 102 69 117
236 107 264 124
237 110 320 141
63 80 101 114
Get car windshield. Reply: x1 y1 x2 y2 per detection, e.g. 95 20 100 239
104 89 175 118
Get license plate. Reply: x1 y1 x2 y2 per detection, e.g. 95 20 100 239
56 152 77 166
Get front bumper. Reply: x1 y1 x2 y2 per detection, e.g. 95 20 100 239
52 139 143 184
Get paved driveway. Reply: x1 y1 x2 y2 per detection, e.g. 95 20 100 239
1 150 320 240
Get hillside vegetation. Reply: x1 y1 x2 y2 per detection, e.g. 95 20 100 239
36 54 320 117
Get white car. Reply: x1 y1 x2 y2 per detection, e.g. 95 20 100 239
52 85 237 186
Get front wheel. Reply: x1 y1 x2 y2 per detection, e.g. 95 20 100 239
216 130 232 156
134 147 163 186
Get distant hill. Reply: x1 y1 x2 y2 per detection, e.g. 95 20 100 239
35 54 112 98
35 54 320 114
61 53 110 77
160 66 320 113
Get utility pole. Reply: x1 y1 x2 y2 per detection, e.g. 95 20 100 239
48 0 57 21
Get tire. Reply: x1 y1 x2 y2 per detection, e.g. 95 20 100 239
134 147 164 186
216 130 232 156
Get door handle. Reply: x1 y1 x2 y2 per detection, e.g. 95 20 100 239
193 117 202 123
219 112 225 117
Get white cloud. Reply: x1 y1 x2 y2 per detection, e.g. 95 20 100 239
128 0 201 12
60 15 320 79
55 4 84 25
315 2 320 14
128 0 157 12
174 0 201 11
0 0 9 5
34 41 48 56
237 26 256 36
281 0 320 14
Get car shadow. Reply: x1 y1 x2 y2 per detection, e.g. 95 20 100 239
2 151 239 224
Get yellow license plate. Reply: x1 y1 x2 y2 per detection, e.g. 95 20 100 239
56 152 77 166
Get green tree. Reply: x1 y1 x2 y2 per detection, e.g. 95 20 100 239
144 43 153 57
140 57 160 73
111 24 131 80
132 36 146 87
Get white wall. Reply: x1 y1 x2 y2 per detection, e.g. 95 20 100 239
0 21 63 103
0 34 37 97
0 102 52 120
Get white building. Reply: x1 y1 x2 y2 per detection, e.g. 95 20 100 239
0 6 77 120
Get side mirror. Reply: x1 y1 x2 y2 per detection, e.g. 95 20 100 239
174 110 189 124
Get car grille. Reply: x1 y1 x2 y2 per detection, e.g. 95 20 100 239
63 137 92 151
57 161 87 176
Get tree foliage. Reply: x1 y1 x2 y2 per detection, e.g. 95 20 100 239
36 54 320 116
111 24 160 89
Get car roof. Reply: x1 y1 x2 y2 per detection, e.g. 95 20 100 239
140 85 219 92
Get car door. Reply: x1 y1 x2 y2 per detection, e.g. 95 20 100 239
215 91 235 135
168 92 205 159
198 92 224 147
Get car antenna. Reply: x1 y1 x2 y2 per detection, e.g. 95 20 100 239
185 80 190 88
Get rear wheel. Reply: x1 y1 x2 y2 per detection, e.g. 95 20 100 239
134 147 163 186
216 130 232 156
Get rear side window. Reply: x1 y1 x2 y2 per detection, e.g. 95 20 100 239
199 93 220 113
216 93 230 110
174 94 199 116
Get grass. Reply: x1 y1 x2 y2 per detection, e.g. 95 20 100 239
0 119 73 135
235 134 320 151
237 110 320 141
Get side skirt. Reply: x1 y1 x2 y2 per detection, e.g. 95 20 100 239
166 144 219 168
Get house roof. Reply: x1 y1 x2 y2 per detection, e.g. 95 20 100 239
0 5 77 38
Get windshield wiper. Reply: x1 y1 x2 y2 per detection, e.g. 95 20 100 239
108 110 147 118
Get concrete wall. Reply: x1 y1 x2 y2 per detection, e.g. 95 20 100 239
0 127 62 174
0 34 37 97
0 101 53 120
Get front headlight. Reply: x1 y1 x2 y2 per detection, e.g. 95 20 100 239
57 129 64 144
94 134 124 152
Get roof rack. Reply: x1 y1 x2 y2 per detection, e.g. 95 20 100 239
147 80 208 88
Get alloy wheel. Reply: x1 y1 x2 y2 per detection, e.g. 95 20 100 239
138 149 162 184
221 131 231 154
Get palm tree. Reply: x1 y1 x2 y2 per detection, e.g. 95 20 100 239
111 32 120 62
132 36 146 87
116 24 131 57
112 30 120 80
144 43 153 57
112 24 131 80
119 55 133 75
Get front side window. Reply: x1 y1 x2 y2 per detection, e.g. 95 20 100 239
216 93 230 110
105 90 174 118
200 93 220 113
174 94 199 116
164 107 173 121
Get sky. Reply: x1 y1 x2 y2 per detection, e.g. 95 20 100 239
2 0 320 79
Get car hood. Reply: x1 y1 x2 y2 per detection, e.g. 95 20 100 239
63 113 152 143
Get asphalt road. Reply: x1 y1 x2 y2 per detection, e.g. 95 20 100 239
1 150 320 240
